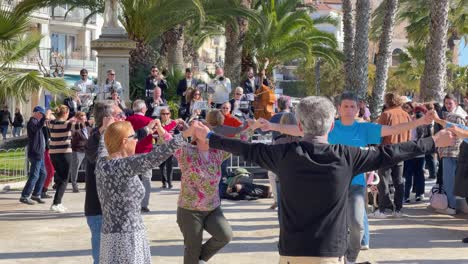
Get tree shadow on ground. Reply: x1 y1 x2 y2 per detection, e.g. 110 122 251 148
0 210 84 221
0 249 91 259
369 227 467 249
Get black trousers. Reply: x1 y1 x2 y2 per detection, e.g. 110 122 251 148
378 162 404 212
50 153 72 205
159 155 173 186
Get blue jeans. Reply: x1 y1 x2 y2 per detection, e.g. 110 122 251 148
0 125 7 139
21 158 46 198
442 157 458 209
346 185 366 262
361 211 369 246
12 127 21 137
86 215 102 264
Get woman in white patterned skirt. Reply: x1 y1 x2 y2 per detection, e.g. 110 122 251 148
96 118 192 263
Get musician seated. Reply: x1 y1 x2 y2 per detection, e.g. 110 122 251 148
185 89 207 122
229 87 252 120
108 90 131 116
145 87 167 119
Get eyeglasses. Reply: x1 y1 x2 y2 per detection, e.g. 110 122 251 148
109 73 115 76
113 112 126 119
235 93 242 95
160 113 170 115
127 134 137 139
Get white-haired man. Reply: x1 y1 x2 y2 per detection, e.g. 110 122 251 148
192 96 454 264
126 100 156 213
210 67 231 108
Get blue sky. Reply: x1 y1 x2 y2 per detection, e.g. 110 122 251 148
459 38 467 66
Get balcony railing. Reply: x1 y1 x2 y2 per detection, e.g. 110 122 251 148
49 51 97 72
50 6 96 24
17 47 51 67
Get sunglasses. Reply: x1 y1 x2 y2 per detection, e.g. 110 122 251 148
127 133 137 139
160 113 170 115
194 93 201 96
109 73 115 76
235 93 242 95
81 74 87 77
221 107 230 109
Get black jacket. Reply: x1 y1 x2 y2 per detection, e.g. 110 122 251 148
0 110 12 126
145 76 168 98
27 117 46 160
176 78 198 105
13 113 23 127
145 97 168 118
63 97 81 119
209 133 436 257
242 77 269 94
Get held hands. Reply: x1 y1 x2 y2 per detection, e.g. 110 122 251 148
447 125 467 138
432 129 456 148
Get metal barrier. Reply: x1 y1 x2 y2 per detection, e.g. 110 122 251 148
0 147 28 183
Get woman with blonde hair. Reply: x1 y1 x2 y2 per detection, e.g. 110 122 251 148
96 118 191 264
185 88 206 121
47 105 88 212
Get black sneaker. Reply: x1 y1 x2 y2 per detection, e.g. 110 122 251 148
141 207 150 213
72 186 80 193
19 197 35 205
162 184 167 189
31 196 46 204
462 237 468 243
168 184 173 189
52 183 57 190
41 192 53 199
404 198 411 204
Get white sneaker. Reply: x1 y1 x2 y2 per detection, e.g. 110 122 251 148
361 244 370 250
345 259 355 264
392 211 406 218
50 204 66 213
58 204 67 211
370 211 387 219
436 207 456 215
199 260 207 264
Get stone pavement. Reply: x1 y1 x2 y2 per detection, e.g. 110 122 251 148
0 179 467 264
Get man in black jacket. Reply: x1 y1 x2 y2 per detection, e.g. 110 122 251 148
19 106 47 205
177 68 198 106
0 105 12 140
145 65 168 99
192 96 454 263
84 100 157 263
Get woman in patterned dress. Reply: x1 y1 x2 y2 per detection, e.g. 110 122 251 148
157 120 238 264
96 118 192 264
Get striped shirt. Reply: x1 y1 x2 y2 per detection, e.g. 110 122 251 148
47 120 85 154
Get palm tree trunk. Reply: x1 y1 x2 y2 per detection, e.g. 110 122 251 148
370 0 399 120
342 0 355 91
352 0 370 100
315 58 322 96
224 0 251 88
420 0 450 102
163 25 185 72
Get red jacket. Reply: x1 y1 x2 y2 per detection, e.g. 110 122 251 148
126 113 153 154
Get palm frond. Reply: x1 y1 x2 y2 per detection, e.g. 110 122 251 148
0 33 43 68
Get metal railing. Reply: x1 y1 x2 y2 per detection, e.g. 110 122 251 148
0 147 28 183
50 6 96 24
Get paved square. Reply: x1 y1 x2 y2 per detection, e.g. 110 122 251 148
1 180 468 264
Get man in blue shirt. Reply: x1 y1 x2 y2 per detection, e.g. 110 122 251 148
329 92 432 264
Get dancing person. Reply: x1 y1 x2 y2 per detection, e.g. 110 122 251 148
157 120 233 264
96 118 190 264
126 100 155 212
19 106 47 205
41 109 55 199
12 107 24 137
47 105 88 213
85 100 157 264
156 108 180 189
69 111 91 193
192 96 454 263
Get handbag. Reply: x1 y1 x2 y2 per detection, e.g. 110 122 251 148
429 184 448 210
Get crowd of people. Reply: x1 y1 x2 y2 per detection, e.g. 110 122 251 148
12 64 468 264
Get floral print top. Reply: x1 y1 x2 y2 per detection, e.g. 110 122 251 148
174 143 230 211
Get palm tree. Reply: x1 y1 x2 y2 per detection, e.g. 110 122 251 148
352 0 371 100
0 5 68 102
392 45 426 93
243 0 342 77
420 0 450 102
369 0 399 120
342 0 354 91
224 0 252 87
